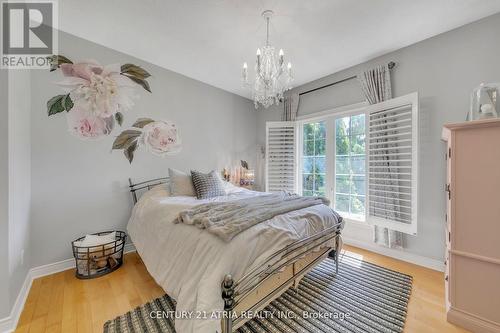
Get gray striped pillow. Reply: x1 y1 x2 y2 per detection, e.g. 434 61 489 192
190 170 226 199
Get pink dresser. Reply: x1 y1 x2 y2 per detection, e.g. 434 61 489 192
442 119 500 333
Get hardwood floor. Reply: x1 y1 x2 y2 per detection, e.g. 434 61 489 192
15 245 469 333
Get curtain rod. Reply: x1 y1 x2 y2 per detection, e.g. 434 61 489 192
299 61 396 97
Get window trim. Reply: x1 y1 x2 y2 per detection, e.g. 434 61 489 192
297 102 370 222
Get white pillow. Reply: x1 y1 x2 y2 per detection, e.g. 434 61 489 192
222 180 240 194
148 183 170 196
168 168 196 196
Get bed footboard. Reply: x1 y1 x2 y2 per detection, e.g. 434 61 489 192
220 223 342 333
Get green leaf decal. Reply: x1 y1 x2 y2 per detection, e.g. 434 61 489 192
132 118 155 128
124 140 138 163
112 130 142 150
120 63 152 92
115 112 124 126
121 63 151 79
62 94 74 112
47 95 66 116
47 55 73 72
122 74 152 93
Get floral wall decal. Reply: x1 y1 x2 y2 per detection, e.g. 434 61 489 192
46 55 181 163
46 55 152 140
112 118 181 163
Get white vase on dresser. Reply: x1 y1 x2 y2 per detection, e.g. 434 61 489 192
442 118 500 333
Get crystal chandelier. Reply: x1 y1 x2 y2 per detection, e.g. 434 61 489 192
242 10 294 109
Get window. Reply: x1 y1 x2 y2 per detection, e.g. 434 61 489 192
301 122 326 196
335 114 366 220
299 114 367 221
266 92 418 235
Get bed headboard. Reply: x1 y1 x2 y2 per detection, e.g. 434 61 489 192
128 177 169 204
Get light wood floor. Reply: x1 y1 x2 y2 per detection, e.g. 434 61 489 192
15 245 469 333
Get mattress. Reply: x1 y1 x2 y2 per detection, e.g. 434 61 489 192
127 184 343 333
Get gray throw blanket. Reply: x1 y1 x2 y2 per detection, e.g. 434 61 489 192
177 192 330 241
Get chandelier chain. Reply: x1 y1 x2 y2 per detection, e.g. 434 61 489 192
266 17 270 46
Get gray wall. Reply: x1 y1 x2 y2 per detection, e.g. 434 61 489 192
30 31 257 267
8 70 32 310
257 12 500 261
0 69 10 318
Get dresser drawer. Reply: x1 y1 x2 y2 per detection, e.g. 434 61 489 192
450 253 500 324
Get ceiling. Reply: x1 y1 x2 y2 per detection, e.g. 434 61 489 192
58 0 500 99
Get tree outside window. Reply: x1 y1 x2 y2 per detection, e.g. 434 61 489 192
335 114 366 219
302 122 326 197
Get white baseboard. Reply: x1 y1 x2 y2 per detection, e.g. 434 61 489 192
0 243 136 333
0 268 33 333
0 317 14 333
342 236 445 272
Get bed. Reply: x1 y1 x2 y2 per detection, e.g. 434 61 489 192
127 177 344 333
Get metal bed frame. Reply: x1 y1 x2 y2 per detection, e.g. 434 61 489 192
128 177 343 333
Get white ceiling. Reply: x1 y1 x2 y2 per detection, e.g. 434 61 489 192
58 0 500 99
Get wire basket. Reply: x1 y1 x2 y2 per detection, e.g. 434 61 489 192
72 231 126 279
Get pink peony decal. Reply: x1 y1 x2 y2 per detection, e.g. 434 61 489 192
112 118 181 163
140 121 181 156
58 62 137 118
46 55 152 140
67 107 115 140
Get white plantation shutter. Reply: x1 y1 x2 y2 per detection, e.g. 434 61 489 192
367 93 418 235
265 122 297 192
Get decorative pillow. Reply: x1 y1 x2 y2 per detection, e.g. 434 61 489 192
191 170 226 199
168 168 196 196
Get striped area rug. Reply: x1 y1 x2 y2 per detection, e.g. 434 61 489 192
104 254 412 333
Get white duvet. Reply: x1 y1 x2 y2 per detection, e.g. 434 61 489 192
127 184 340 333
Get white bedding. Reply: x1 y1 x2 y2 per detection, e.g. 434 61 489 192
127 184 341 333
